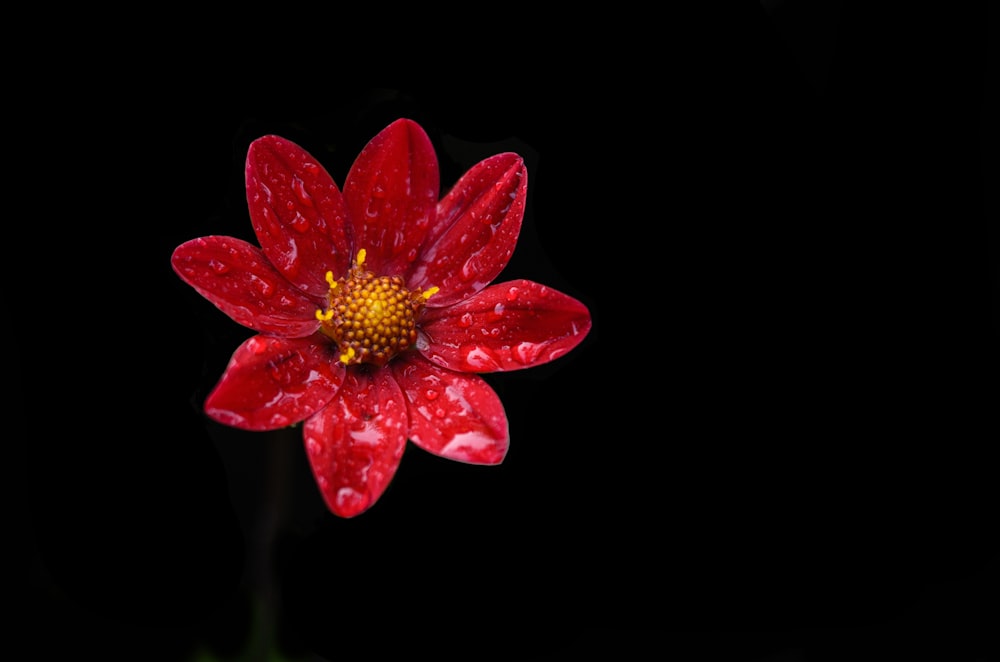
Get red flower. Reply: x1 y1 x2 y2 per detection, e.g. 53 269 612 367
171 119 591 517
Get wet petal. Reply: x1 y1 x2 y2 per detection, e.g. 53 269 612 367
204 334 345 431
343 118 439 277
418 279 591 373
171 236 322 337
391 354 508 465
246 135 352 297
409 153 527 306
303 367 408 518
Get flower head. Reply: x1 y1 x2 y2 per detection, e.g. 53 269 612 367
171 119 591 517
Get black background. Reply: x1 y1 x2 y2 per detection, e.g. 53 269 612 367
15 2 997 660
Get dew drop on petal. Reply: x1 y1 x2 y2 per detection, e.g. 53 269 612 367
292 176 314 208
458 312 474 328
463 346 502 371
424 389 439 401
209 259 230 274
259 204 278 229
269 413 290 427
259 181 273 204
290 212 310 233
335 487 367 514
252 274 274 297
505 286 520 302
459 260 475 282
512 341 545 365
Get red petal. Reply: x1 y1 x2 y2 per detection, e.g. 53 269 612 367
391 354 508 464
204 334 345 431
343 119 439 277
303 367 408 517
409 153 527 306
172 237 323 337
246 135 352 298
418 279 591 372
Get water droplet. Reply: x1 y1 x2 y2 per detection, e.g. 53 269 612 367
302 162 320 174
251 274 274 297
335 487 367 513
292 176 314 207
463 346 501 371
259 204 278 229
458 312 474 328
459 260 475 281
290 212 310 233
247 337 268 355
488 303 505 321
259 181 273 203
372 184 386 198
269 413 290 427
434 407 446 418
505 286 519 302
424 389 439 401
208 259 230 274
512 341 544 365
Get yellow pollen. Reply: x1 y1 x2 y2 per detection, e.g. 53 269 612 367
339 347 356 364
315 249 436 367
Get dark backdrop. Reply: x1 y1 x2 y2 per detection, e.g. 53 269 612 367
16 3 996 660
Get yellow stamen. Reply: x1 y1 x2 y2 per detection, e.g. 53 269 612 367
422 286 440 300
356 249 366 266
339 347 356 364
325 271 337 288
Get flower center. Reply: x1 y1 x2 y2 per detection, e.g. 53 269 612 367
316 249 439 367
